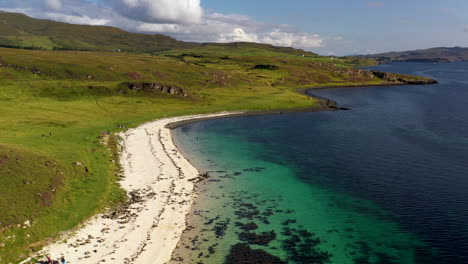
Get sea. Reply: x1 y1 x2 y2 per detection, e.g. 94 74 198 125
171 62 468 264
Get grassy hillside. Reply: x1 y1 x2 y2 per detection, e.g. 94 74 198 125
0 10 379 68
0 11 317 57
0 24 438 262
0 10 379 69
0 11 196 52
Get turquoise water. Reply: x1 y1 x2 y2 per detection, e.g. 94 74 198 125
171 62 468 264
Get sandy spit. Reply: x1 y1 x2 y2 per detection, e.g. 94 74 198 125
24 111 241 264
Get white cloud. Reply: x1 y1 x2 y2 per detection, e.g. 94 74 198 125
138 13 323 48
138 23 190 34
45 0 62 10
261 30 322 48
46 12 110 25
218 28 260 43
0 0 325 50
110 0 203 24
215 28 323 49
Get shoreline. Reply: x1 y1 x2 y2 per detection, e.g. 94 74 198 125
166 82 416 130
29 112 243 264
29 81 434 263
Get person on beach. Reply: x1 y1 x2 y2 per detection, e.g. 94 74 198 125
60 256 66 264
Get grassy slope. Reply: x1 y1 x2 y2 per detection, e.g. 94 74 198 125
0 10 380 69
0 44 430 262
0 11 195 52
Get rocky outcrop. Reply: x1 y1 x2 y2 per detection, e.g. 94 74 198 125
319 97 350 110
371 71 438 84
123 82 189 97
333 68 438 84
252 64 279 70
371 71 399 82
334 68 375 78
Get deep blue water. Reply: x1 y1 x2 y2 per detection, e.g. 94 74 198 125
305 62 468 263
173 62 468 264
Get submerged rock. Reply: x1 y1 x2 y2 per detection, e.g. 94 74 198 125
235 222 259 231
239 231 277 246
225 243 286 264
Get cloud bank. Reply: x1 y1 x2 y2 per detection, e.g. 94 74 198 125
109 0 203 24
0 0 325 49
45 0 62 10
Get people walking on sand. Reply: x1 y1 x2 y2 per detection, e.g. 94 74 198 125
60 256 66 264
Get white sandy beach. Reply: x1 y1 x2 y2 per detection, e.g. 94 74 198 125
27 112 239 264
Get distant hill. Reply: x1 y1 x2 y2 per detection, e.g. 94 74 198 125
0 11 317 56
0 11 196 52
362 47 468 63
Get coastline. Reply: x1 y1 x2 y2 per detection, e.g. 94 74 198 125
29 81 436 263
165 87 346 130
166 82 419 130
29 112 243 264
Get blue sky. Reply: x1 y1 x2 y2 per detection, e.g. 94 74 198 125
202 0 468 54
1 0 467 55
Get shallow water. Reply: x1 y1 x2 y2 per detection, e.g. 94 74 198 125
172 62 468 264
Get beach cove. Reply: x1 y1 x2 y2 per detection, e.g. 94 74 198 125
28 112 247 263
24 88 380 263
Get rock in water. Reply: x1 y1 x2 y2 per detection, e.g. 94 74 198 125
225 243 286 264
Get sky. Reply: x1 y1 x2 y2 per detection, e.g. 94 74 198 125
0 0 467 55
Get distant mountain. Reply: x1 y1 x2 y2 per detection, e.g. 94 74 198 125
0 11 317 56
361 47 468 63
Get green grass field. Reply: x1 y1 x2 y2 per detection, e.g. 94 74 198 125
0 44 433 262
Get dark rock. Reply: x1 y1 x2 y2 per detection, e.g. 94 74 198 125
213 219 230 238
371 71 438 84
334 68 374 78
225 243 286 264
282 219 297 226
281 227 331 264
235 209 260 220
236 222 259 231
122 82 189 97
252 64 279 70
243 167 266 172
239 231 277 246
